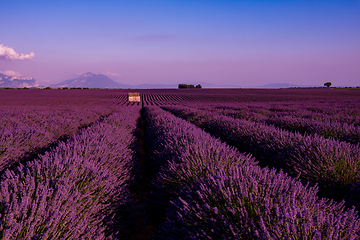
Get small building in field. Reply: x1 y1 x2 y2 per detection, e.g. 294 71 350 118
128 92 140 102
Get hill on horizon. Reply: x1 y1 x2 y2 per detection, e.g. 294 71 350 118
51 72 131 89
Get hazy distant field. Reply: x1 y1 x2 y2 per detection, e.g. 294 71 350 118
1 88 360 239
1 87 359 105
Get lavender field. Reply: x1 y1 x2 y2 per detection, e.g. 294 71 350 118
1 88 360 239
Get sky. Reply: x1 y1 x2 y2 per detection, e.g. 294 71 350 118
1 0 359 87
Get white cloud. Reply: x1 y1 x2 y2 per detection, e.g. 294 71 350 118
102 71 120 77
0 70 22 77
0 44 34 61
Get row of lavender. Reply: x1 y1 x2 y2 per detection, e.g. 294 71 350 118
0 106 116 173
163 105 360 210
144 106 359 239
264 115 360 145
0 107 140 239
199 100 360 144
206 100 360 125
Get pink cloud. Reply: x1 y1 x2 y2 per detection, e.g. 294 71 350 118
0 44 34 61
0 70 22 77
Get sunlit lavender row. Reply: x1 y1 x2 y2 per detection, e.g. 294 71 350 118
163 105 360 209
0 107 140 239
199 102 360 144
206 100 360 127
264 115 360 144
0 106 115 172
144 106 360 239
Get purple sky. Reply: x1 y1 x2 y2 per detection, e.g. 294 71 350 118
1 0 359 87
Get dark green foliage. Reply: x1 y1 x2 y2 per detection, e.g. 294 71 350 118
178 84 195 89
324 82 332 88
178 83 202 88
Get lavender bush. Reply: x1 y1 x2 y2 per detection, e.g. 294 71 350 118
0 106 115 173
0 107 140 239
162 166 360 239
143 106 256 232
144 106 360 239
208 100 360 128
264 116 360 144
163 106 360 209
212 105 360 145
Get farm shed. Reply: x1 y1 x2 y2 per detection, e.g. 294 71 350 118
128 92 141 102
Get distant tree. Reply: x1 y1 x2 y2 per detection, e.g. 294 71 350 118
63 87 68 89
324 82 332 88
178 84 196 89
196 84 202 89
45 87 51 89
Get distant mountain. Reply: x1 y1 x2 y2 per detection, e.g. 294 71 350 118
51 72 130 88
0 73 41 88
258 83 319 88
51 73 247 89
